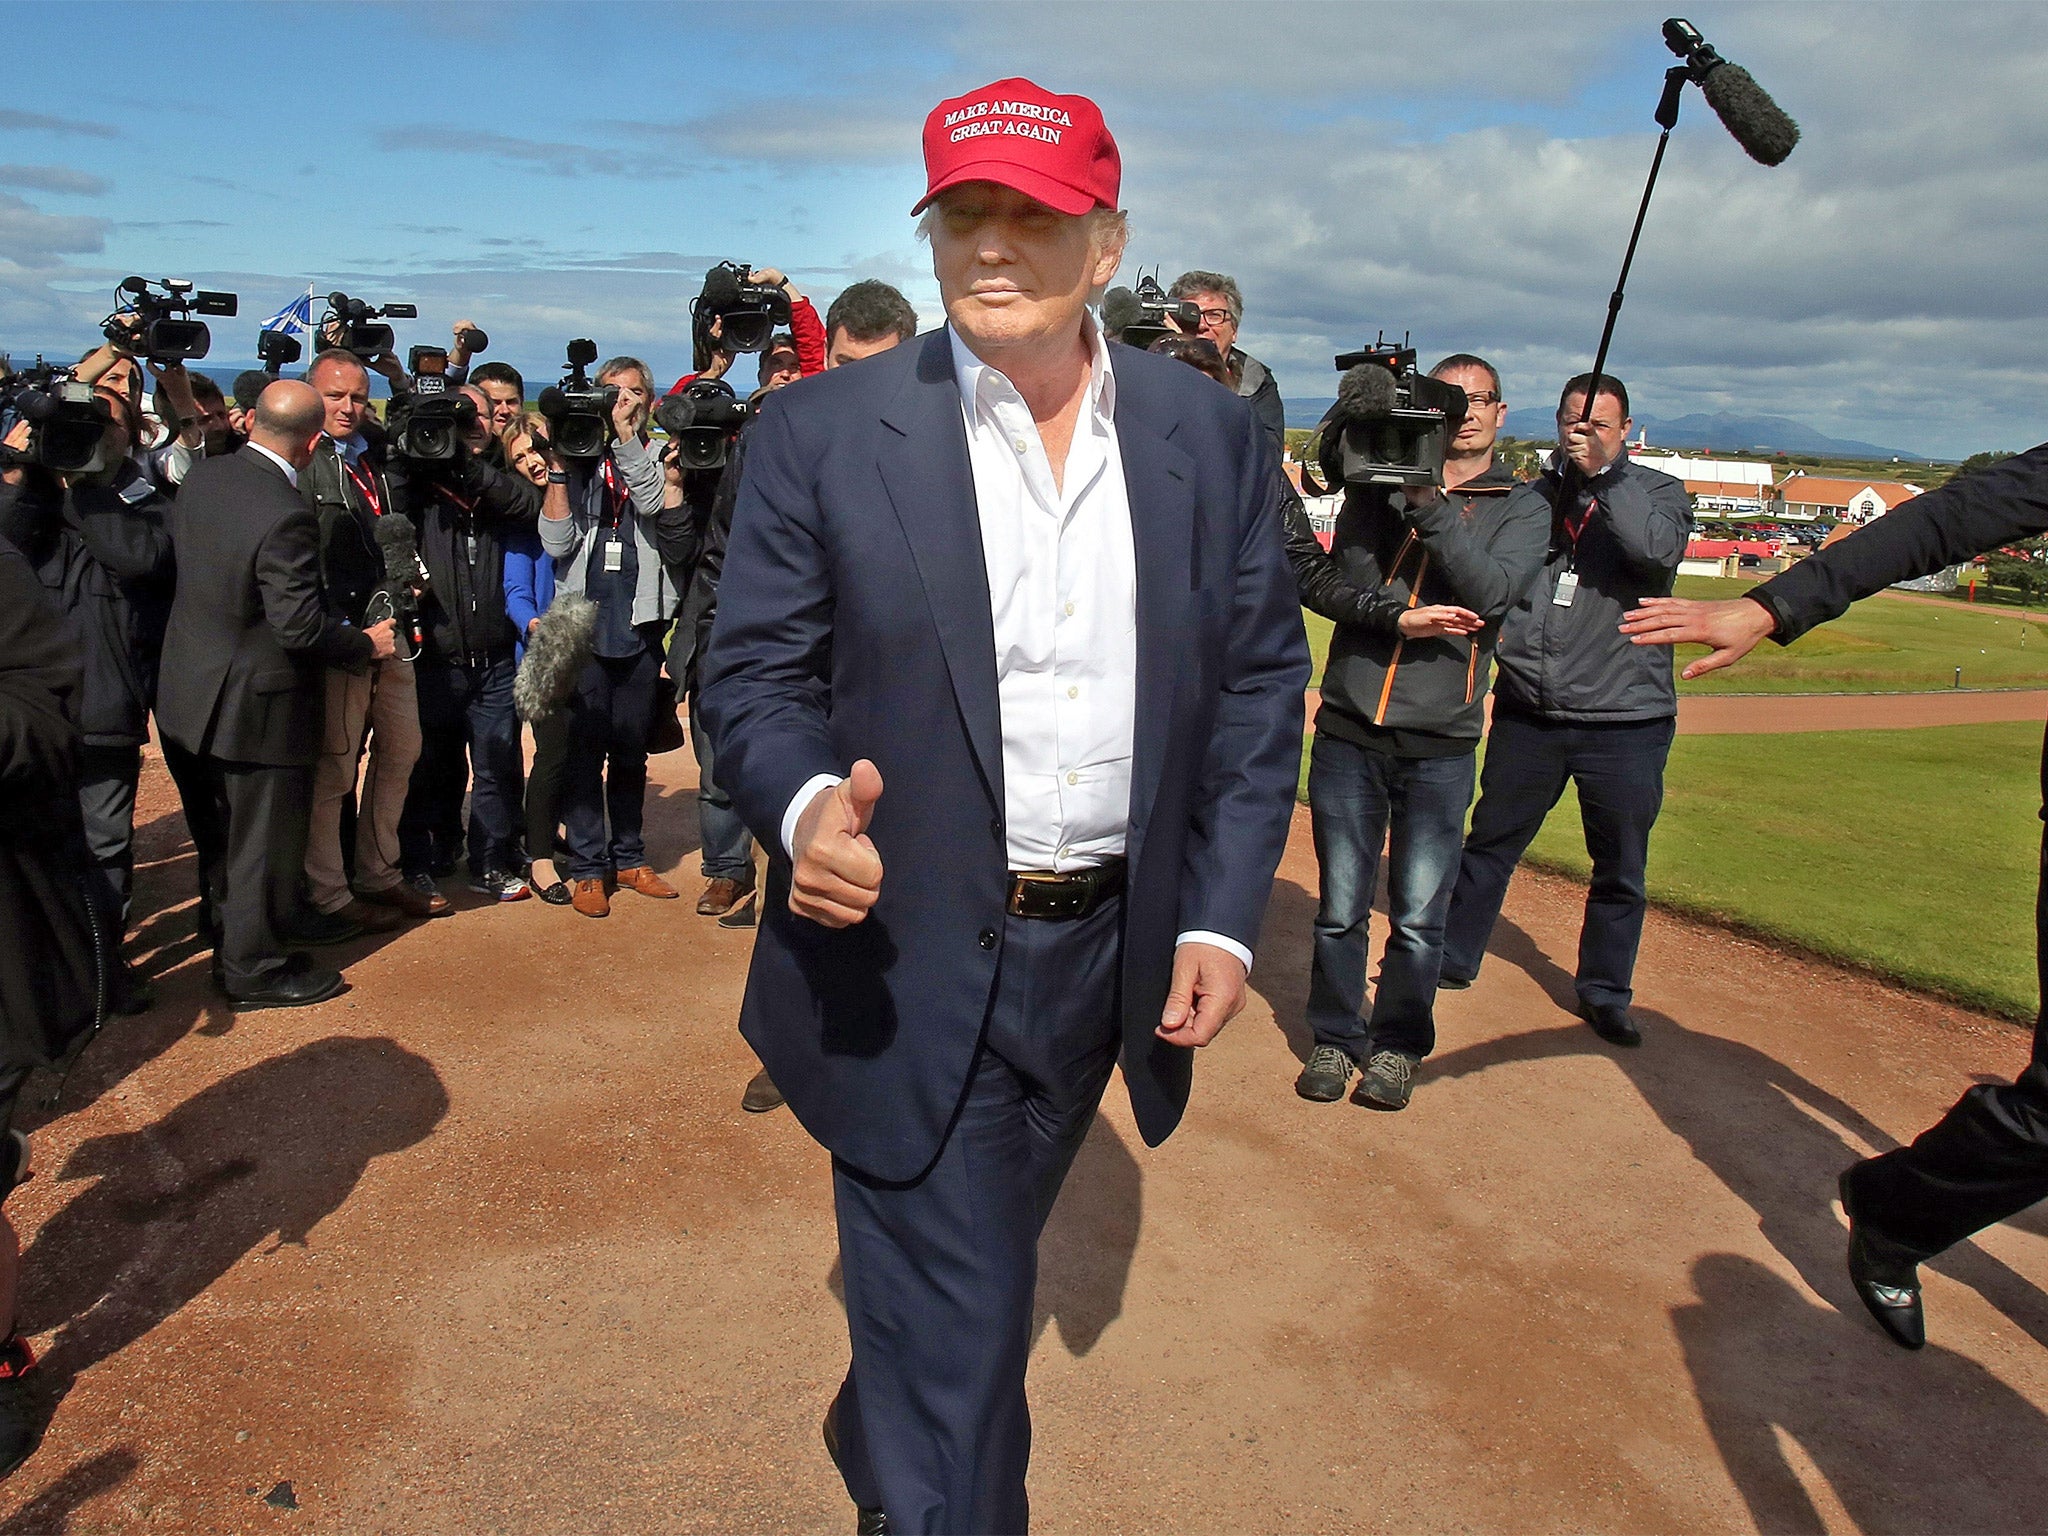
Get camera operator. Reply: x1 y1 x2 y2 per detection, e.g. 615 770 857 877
664 266 826 396
1168 269 1285 452
390 378 546 904
1439 371 1690 1049
539 357 680 917
157 380 399 1009
467 361 526 443
1289 353 1550 1111
1620 441 2048 1352
1 383 177 1015
686 279 920 1114
298 349 433 932
0 529 104 1474
757 333 803 393
229 370 272 438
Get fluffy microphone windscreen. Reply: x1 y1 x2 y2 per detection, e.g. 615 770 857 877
373 511 420 579
1334 363 1399 422
700 265 744 307
1100 286 1140 337
1700 63 1800 166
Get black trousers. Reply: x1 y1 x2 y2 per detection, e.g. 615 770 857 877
523 709 572 865
829 897 1123 1535
161 741 311 992
400 653 523 880
1846 820 2048 1256
76 742 142 931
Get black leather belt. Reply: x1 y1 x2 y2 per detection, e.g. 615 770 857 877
1006 860 1125 921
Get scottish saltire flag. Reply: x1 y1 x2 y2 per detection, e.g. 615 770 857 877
260 284 316 338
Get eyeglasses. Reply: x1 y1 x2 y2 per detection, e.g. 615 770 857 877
1194 307 1234 327
1464 391 1501 406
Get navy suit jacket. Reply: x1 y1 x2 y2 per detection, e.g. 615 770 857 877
699 328 1309 1182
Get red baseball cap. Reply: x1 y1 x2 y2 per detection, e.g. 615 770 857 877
914 77 1120 217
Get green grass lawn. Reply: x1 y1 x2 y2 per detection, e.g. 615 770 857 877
1299 575 2048 695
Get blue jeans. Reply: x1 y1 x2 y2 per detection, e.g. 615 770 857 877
1306 731 1476 1061
1441 708 1675 1010
559 646 659 881
689 696 755 884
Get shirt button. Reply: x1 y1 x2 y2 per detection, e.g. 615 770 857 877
978 928 998 951
1012 437 1028 454
1063 602 1075 616
1066 771 1079 786
1067 685 1079 700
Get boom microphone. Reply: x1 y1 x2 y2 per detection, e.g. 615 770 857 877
1663 18 1800 166
1332 362 1399 423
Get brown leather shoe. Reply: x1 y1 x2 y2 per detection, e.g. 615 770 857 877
332 897 405 934
571 879 610 918
360 880 451 919
740 1067 785 1114
615 865 679 900
696 876 752 916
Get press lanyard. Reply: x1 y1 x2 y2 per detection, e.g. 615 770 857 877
1554 492 1595 608
344 459 383 519
598 458 631 573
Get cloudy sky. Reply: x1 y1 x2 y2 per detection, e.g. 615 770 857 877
4 1 2042 458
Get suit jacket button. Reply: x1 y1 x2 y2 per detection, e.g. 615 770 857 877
990 818 1003 840
978 928 998 951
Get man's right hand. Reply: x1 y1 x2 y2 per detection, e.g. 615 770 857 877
366 618 399 660
1397 604 1483 639
790 759 884 927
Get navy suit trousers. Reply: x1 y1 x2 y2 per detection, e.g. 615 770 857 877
828 897 1123 1535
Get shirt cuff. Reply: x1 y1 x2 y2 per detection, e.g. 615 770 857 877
1176 930 1254 976
781 773 844 860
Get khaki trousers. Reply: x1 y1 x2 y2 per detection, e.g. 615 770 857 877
305 659 422 913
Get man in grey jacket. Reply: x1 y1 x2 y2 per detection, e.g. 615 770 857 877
538 356 679 918
1296 353 1552 1110
1439 372 1691 1047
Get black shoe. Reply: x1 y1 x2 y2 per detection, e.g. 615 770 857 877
469 867 532 903
1580 1003 1641 1047
287 907 364 947
0 1336 44 1477
535 880 574 907
1840 1167 1926 1349
109 963 154 1015
226 965 347 1012
741 1068 785 1113
1294 1044 1355 1102
1352 1049 1421 1111
823 1404 888 1535
1436 973 1472 991
430 854 458 880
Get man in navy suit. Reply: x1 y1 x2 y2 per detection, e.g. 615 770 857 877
699 78 1309 1533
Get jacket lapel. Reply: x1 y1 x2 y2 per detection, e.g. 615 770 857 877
876 331 1004 811
1115 366 1197 864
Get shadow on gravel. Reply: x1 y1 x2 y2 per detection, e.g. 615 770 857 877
1251 879 1317 1064
1678 1253 2048 1532
1428 1003 2048 1351
15 1037 448 1403
0 1446 139 1533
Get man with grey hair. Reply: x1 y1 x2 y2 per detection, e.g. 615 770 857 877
1169 268 1285 451
701 77 1307 1532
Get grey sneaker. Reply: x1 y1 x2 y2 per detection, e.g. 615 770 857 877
1294 1044 1356 1102
1353 1049 1421 1111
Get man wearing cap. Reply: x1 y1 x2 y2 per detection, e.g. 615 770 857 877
700 78 1308 1534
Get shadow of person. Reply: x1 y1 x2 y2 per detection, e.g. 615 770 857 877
15 1037 448 1396
1249 878 1319 1064
821 1112 1144 1361
0 1446 139 1534
1427 1014 2048 1349
1677 1254 2048 1533
638 776 705 878
1479 912 1580 1012
1032 1113 1142 1356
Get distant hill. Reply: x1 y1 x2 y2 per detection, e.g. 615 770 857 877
1503 406 1929 463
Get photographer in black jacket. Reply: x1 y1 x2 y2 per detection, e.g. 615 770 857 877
1623 441 2048 1352
392 382 545 904
1 384 174 1014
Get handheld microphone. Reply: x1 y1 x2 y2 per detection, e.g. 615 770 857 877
370 512 427 657
1663 18 1800 166
1333 362 1399 424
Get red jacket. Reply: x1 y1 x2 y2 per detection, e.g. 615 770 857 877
666 294 826 396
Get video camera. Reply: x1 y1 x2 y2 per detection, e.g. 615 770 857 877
320 291 417 359
694 262 791 355
0 359 111 474
1320 335 1469 490
257 328 302 375
1111 274 1202 353
103 276 238 365
536 339 617 461
653 378 750 471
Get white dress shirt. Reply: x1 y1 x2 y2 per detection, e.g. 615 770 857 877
781 317 1252 973
246 441 300 489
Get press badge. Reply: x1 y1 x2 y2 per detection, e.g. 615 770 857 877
604 536 624 573
1552 570 1580 608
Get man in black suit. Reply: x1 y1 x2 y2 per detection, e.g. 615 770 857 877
156 381 397 1009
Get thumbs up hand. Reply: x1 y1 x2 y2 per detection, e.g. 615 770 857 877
790 759 885 928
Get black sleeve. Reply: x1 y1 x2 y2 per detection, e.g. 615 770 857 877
66 479 175 584
0 539 80 805
1248 369 1286 456
1753 442 2048 642
257 505 375 667
451 451 543 528
686 438 745 665
1280 471 1388 629
652 462 709 576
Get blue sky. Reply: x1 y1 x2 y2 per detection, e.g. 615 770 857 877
6 1 2045 458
